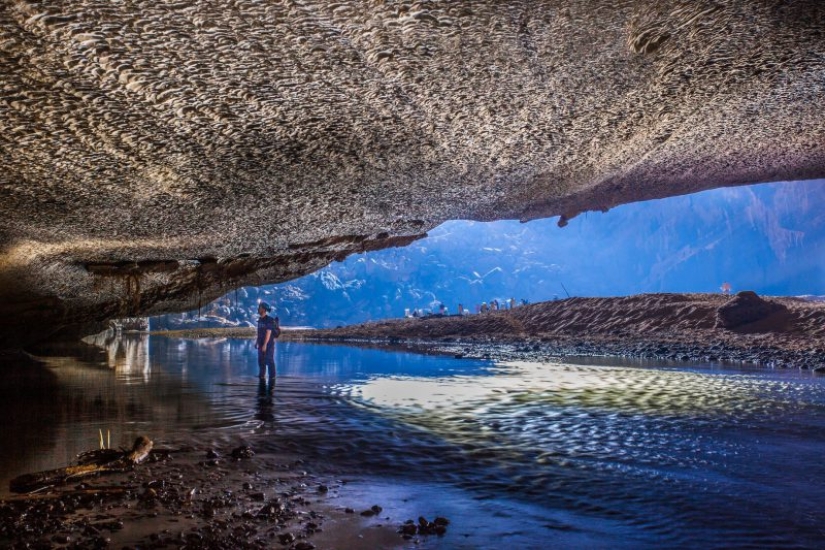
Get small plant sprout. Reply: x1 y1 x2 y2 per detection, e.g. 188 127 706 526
98 429 111 449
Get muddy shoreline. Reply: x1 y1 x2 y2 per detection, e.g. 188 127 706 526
0 436 414 550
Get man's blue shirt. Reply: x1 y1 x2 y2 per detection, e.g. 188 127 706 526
257 315 276 348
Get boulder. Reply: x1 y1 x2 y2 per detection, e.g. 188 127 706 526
716 291 789 330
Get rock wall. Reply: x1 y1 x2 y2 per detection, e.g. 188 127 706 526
1 1 824 346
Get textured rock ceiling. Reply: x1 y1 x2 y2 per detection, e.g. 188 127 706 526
1 0 824 346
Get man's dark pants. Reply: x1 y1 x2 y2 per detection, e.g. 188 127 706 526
258 347 276 379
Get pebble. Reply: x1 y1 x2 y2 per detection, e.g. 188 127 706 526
360 504 382 517
398 515 450 537
231 445 255 459
278 532 296 544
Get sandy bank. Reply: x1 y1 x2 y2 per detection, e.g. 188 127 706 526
287 293 825 370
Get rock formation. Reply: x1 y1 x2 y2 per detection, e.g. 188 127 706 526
1 1 824 347
716 290 789 331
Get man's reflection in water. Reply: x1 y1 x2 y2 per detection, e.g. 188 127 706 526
255 379 276 422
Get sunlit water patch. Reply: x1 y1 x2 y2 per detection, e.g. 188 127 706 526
326 362 825 548
1 336 824 548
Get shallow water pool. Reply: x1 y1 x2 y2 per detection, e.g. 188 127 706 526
1 335 824 549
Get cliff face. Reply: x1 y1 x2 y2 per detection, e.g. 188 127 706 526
1 1 824 347
151 180 823 330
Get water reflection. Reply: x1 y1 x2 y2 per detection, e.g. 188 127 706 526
255 379 276 423
0 334 494 492
2 336 824 549
83 329 152 379
0 334 264 493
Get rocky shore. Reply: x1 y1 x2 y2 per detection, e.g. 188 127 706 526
286 292 825 371
0 438 417 550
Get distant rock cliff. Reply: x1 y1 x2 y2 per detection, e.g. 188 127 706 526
157 181 825 330
1 1 824 346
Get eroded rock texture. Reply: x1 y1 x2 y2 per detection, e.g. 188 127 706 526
1 1 824 346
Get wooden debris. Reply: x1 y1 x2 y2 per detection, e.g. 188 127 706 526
9 436 153 494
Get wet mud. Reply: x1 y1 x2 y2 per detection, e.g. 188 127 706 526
0 441 410 550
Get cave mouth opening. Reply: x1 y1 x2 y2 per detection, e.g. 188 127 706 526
145 179 825 333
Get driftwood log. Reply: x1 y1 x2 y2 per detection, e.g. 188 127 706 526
9 436 153 494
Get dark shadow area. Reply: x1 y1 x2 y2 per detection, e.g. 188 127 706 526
0 353 61 487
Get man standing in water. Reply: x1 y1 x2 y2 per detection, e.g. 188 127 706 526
255 302 279 381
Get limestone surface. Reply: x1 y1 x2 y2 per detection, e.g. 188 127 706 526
1 1 824 346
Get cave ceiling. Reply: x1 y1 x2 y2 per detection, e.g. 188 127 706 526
1 0 824 346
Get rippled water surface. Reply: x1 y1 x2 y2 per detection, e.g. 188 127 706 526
2 335 825 548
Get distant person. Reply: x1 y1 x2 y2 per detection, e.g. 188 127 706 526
458 303 464 315
721 282 732 295
255 302 280 381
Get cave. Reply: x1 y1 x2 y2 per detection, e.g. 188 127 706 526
1 1 824 347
